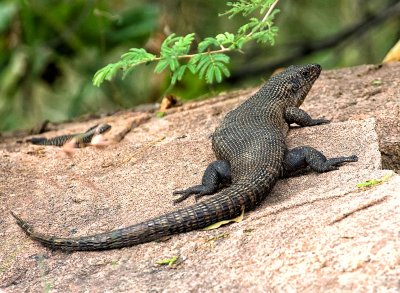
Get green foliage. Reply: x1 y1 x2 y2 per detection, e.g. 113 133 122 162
0 1 159 131
195 53 231 83
222 0 276 17
2 0 396 132
356 172 393 188
93 48 156 86
93 0 280 88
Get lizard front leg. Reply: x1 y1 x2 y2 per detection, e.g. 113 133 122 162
282 146 358 177
285 107 330 127
173 160 231 204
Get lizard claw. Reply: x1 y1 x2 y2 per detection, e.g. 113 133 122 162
194 194 204 202
172 185 213 204
172 189 195 204
173 194 190 204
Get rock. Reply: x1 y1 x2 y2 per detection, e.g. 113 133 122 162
302 62 400 171
1 64 399 292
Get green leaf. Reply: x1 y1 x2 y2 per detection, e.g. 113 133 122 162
170 57 179 71
92 0 280 87
215 32 236 47
220 63 231 78
171 65 188 84
198 37 220 52
356 172 393 188
158 34 195 75
186 59 197 74
212 53 230 63
93 63 121 87
203 208 244 230
160 33 179 51
205 65 215 83
120 48 156 63
177 65 187 80
195 53 230 84
172 33 195 55
196 55 210 77
214 66 222 83
156 255 179 267
93 48 156 85
154 59 169 74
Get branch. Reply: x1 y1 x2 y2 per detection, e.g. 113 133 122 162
227 1 400 83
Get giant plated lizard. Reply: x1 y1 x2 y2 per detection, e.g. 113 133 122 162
11 64 358 251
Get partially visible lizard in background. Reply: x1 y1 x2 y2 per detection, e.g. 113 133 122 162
12 64 358 251
28 123 111 148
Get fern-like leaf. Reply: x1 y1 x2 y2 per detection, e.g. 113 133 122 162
196 53 230 84
172 33 195 55
93 63 121 87
93 49 156 86
120 48 156 78
198 37 221 52
215 32 236 48
93 0 280 87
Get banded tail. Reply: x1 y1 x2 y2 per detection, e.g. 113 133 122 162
11 178 276 251
28 124 112 147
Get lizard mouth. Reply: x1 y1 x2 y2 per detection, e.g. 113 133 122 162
309 64 321 80
296 65 321 106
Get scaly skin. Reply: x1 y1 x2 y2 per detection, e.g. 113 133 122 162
12 64 357 251
29 124 111 147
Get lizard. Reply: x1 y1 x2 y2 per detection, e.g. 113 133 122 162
28 123 111 148
11 64 358 251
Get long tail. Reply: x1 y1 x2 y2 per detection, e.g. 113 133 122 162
29 137 49 145
11 178 276 251
29 135 75 146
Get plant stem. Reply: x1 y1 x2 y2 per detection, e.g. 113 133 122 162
125 0 280 68
246 0 279 39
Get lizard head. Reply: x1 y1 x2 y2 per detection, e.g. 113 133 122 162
272 64 321 107
95 123 112 134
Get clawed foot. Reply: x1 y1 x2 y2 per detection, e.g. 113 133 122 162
172 189 194 204
337 155 358 165
172 185 214 204
322 155 358 172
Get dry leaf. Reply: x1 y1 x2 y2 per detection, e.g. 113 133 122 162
383 40 400 63
203 208 245 230
159 95 180 112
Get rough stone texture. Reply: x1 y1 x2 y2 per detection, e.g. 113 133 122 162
0 64 399 292
302 62 400 171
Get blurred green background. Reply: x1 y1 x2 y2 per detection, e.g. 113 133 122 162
0 0 399 131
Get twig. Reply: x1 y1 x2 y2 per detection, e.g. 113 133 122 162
246 0 280 39
227 1 400 82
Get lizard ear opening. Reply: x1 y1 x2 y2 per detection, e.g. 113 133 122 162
288 79 300 93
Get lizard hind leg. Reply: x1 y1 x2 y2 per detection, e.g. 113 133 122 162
282 146 358 177
173 160 231 204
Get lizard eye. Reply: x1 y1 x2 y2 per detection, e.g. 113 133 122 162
302 71 309 77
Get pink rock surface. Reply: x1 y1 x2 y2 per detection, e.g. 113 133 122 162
0 64 399 292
